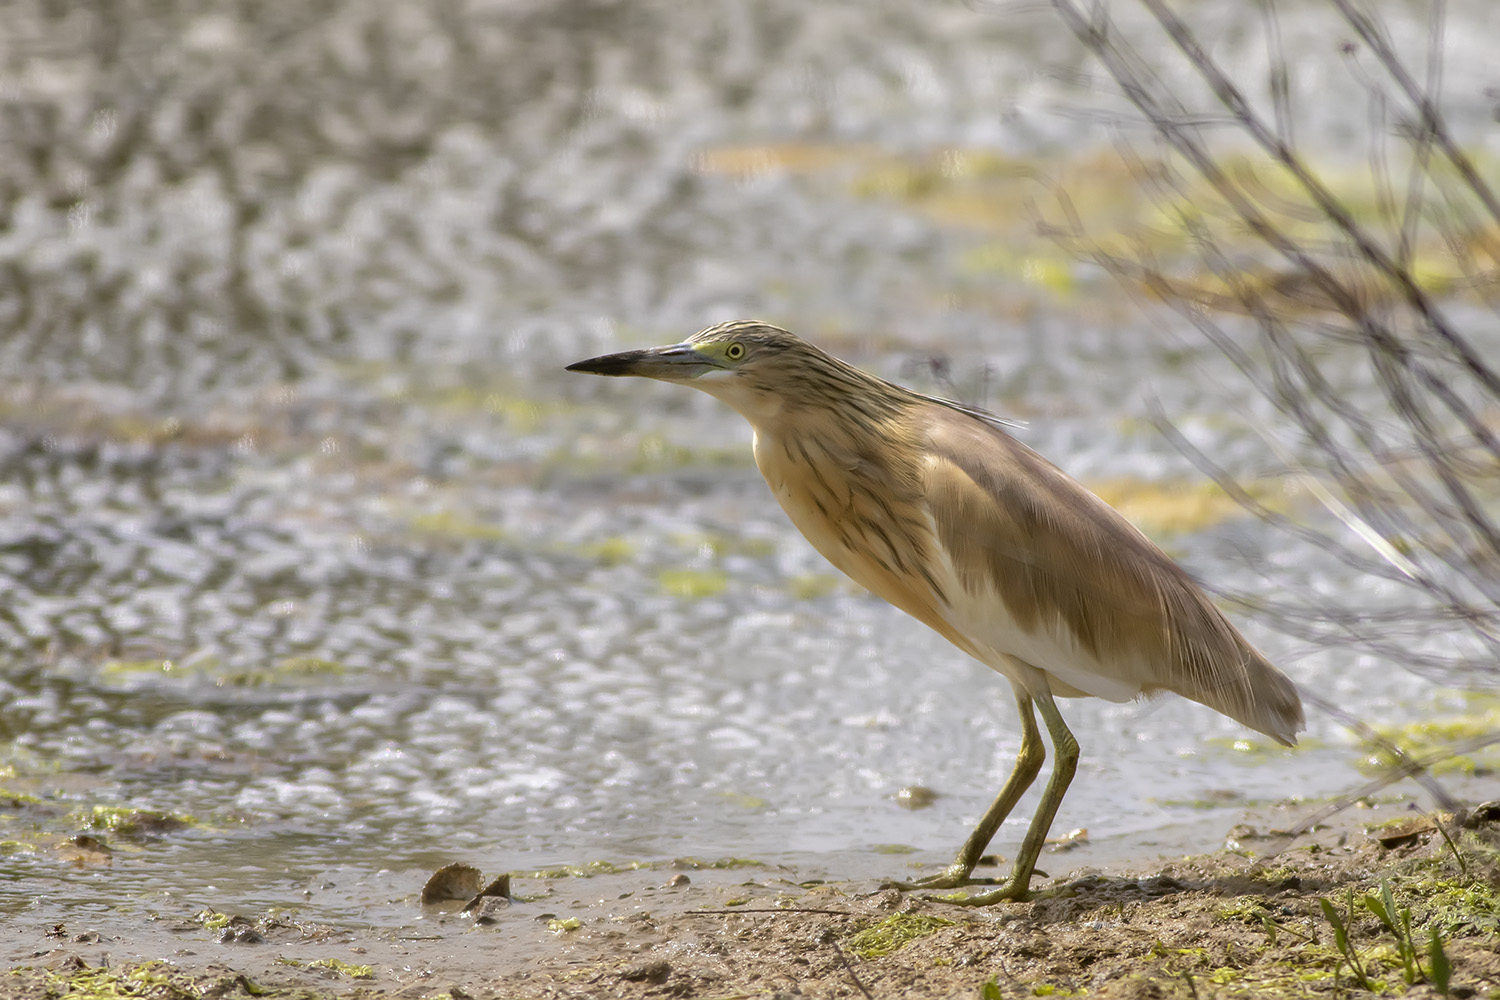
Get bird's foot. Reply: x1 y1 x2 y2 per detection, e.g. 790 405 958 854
880 863 999 892
932 879 1034 906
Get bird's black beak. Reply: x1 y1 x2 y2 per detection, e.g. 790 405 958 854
565 343 714 381
565 348 658 377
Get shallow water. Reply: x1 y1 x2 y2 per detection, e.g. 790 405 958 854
1 0 1497 927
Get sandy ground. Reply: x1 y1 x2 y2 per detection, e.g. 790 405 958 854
6 796 1499 1000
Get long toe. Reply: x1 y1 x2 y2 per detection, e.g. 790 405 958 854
881 865 1000 892
933 880 1034 906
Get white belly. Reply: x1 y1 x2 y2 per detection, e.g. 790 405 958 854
920 518 1145 703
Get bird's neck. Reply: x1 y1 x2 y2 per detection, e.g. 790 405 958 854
688 377 786 429
748 399 924 498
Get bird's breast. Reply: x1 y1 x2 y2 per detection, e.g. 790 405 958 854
751 425 970 653
752 429 859 572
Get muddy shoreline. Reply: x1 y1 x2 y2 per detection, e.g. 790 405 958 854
7 794 1498 999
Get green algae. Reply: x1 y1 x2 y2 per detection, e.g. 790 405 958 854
276 959 372 983
846 913 955 959
8 960 269 999
524 859 648 879
657 567 728 599
580 536 635 565
196 909 234 932
100 658 184 678
0 787 42 807
872 843 920 855
405 509 510 543
697 141 1500 320
1087 475 1295 538
1203 735 1304 760
1392 859 1500 939
787 572 842 600
99 653 348 690
1199 831 1500 997
679 856 765 871
81 805 196 837
271 656 345 677
1359 693 1500 777
717 791 769 810
304 959 373 980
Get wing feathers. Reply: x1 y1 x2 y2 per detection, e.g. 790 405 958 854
922 406 1304 745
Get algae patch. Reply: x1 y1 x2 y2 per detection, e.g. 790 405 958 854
580 536 635 566
716 791 770 811
272 657 346 678
9 960 266 1000
196 909 234 932
698 142 1500 319
305 958 374 980
0 787 43 808
787 572 842 600
1359 692 1500 777
525 859 650 880
1087 476 1293 538
405 509 510 543
846 913 955 959
1202 735 1303 761
99 653 349 690
872 843 920 855
657 568 728 599
80 806 196 838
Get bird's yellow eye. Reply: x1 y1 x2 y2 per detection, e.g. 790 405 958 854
725 342 746 361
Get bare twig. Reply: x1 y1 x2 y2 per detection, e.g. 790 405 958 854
828 936 877 1000
1046 0 1500 699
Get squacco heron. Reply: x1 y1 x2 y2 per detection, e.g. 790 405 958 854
567 320 1304 903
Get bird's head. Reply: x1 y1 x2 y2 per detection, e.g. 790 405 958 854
566 321 840 423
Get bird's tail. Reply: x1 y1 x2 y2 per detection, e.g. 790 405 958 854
1188 650 1305 747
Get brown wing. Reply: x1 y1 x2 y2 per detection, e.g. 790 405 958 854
921 404 1304 745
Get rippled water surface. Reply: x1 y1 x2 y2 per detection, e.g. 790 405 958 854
2 0 1498 923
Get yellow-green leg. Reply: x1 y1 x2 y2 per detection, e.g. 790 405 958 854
887 688 1045 891
949 688 1079 904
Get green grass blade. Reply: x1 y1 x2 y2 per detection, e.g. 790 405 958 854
1429 927 1452 997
